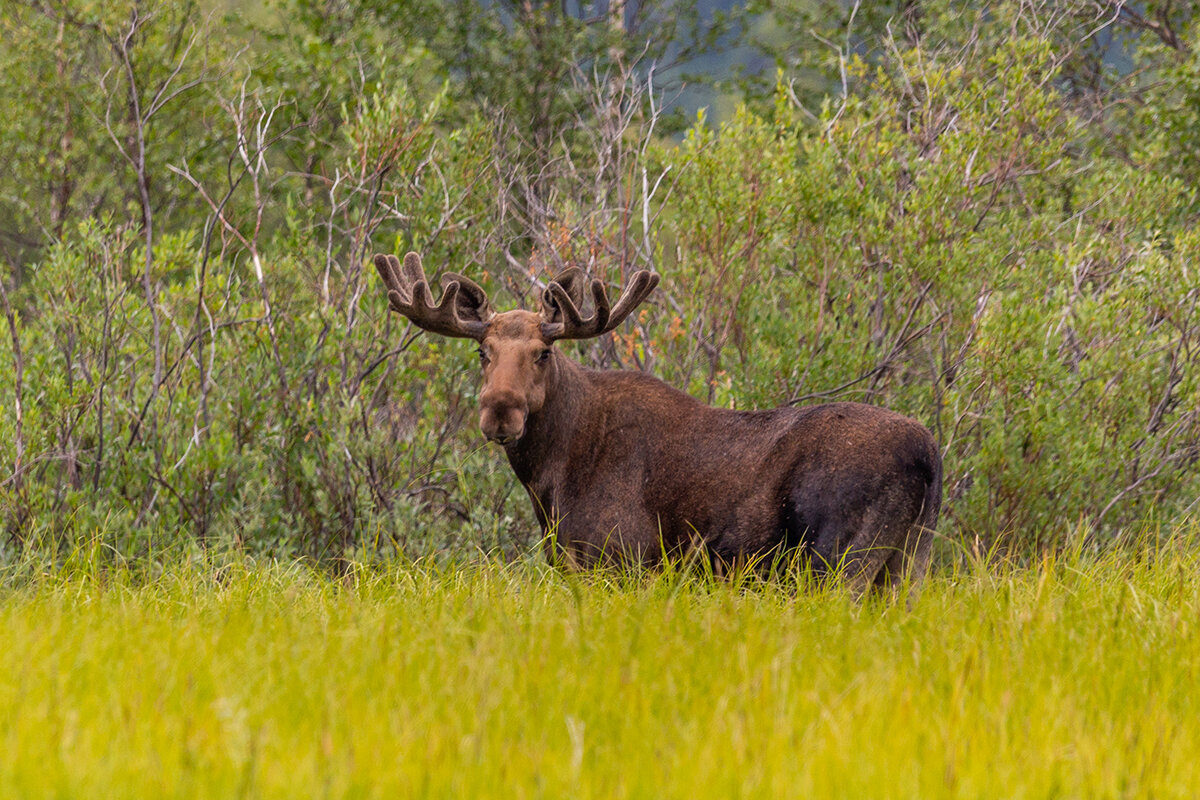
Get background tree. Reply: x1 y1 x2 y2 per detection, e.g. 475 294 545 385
1 0 1198 563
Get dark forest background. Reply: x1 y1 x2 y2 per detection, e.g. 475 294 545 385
1 0 1198 565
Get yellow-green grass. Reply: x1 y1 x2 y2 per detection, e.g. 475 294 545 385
1 545 1198 799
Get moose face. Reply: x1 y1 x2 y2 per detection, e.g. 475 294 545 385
373 251 658 444
476 311 554 444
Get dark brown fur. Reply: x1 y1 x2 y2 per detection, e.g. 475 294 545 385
375 252 942 592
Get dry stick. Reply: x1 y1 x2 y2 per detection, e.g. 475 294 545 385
154 160 248 454
789 306 946 406
1096 449 1193 529
51 15 74 238
236 98 290 397
343 162 401 373
1095 292 1200 527
866 282 937 395
1112 1 1188 52
1147 291 1199 436
0 275 25 512
111 12 163 455
167 103 301 398
105 9 207 453
93 240 115 492
157 98 293 526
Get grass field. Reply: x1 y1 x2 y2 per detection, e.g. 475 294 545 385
1 543 1198 799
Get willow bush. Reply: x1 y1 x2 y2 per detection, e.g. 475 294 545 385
1 0 1197 564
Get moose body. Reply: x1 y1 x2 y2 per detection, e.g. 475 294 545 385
376 251 942 591
510 360 940 579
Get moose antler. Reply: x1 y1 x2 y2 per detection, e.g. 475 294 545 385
540 269 660 341
373 252 492 340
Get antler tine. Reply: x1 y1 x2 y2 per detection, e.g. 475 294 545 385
605 270 660 331
543 278 605 333
542 270 660 341
373 252 491 340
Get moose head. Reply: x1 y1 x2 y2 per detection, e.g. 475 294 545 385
373 252 658 444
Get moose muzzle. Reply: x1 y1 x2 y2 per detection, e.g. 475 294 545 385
479 388 528 444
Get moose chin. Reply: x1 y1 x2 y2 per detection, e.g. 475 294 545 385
375 251 942 594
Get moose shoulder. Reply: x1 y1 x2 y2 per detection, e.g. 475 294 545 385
375 251 942 592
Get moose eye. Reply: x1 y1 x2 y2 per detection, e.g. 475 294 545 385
536 348 552 364
477 347 489 363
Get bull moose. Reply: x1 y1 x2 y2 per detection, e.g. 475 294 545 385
375 251 942 592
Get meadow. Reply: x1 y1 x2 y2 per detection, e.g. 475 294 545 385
1 540 1198 799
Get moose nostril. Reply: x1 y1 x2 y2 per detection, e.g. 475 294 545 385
480 401 526 444
484 429 522 445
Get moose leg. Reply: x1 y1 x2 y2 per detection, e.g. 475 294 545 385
547 502 663 570
837 503 916 599
709 550 751 580
823 475 931 598
879 522 934 588
872 522 934 608
839 540 896 599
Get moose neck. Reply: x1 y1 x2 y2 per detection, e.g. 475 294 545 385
502 349 588 487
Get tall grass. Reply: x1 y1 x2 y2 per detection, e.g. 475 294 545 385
0 540 1198 798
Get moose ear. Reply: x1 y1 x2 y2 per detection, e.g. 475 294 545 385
440 272 492 324
540 268 587 325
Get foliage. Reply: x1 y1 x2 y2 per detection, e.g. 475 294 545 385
1 0 1199 563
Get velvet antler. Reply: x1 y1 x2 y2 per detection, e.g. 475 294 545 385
373 252 492 340
540 269 660 341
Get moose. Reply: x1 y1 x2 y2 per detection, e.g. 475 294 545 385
375 251 942 592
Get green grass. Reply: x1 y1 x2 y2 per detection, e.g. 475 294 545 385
1 544 1199 798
